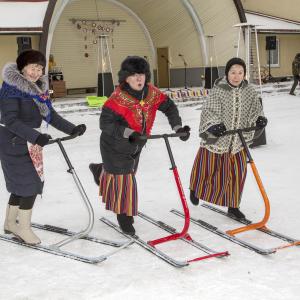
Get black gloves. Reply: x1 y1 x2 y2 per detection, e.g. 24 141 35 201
176 125 191 141
128 131 144 146
256 116 268 129
207 123 227 137
72 124 86 136
35 134 52 147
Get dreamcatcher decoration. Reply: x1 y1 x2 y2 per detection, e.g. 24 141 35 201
70 18 125 58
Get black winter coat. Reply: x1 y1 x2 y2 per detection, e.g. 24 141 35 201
0 63 75 196
100 84 182 174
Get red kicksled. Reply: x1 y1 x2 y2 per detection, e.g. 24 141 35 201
140 132 229 265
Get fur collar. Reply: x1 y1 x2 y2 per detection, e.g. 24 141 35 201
2 63 48 95
214 76 248 91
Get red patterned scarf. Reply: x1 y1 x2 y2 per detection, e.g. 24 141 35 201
103 84 166 135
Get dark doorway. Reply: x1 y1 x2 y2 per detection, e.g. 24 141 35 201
157 47 170 88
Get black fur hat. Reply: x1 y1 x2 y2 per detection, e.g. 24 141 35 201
118 56 151 83
16 50 46 71
225 57 246 77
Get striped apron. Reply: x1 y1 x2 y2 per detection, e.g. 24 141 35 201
190 147 247 208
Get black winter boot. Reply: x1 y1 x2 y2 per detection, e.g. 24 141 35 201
190 190 199 206
228 207 246 220
89 163 103 186
117 214 135 236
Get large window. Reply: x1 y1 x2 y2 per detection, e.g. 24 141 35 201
267 39 280 67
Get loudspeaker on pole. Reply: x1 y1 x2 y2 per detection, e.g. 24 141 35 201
266 36 276 50
17 37 32 55
97 73 114 97
204 67 219 89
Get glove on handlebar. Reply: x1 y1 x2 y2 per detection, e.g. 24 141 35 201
207 123 226 137
176 125 191 141
72 124 86 136
35 134 52 147
128 131 144 146
256 116 268 129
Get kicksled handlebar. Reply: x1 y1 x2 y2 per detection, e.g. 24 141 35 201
223 126 259 136
47 126 257 144
139 126 259 140
46 132 81 171
47 132 80 145
139 132 188 140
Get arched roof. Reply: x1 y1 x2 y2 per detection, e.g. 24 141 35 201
1 0 246 66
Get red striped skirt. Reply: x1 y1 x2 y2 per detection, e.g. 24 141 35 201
99 169 138 216
189 147 247 208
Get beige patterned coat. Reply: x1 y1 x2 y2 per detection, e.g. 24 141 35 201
199 77 264 154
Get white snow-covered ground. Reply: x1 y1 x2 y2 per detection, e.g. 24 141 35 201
0 93 299 300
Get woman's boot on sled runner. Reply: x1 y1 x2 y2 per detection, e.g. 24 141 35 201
4 204 19 235
117 213 135 236
228 207 246 220
16 208 41 245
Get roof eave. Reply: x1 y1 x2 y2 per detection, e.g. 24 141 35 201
0 27 43 33
257 29 300 34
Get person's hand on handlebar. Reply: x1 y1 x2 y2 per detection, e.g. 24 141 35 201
71 124 86 136
207 123 227 137
128 131 144 146
255 116 268 129
176 125 191 141
35 133 52 147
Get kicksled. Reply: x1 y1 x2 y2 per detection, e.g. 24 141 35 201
100 132 229 267
171 127 300 255
0 133 133 264
2 129 298 266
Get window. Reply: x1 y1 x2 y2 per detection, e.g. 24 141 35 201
267 39 279 67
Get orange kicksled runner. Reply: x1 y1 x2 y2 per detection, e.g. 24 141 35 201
172 126 300 255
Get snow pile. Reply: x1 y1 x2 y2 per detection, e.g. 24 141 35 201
0 93 299 299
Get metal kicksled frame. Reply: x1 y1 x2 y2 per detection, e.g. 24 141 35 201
173 127 300 254
1 134 133 264
134 132 229 266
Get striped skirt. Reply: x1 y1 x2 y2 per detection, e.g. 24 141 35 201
189 147 247 208
99 169 138 216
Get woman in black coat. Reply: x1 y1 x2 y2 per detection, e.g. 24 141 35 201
89 56 190 235
0 50 86 245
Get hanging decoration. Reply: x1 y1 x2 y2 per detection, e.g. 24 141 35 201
70 18 125 58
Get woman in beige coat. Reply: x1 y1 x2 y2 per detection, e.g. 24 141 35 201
189 57 267 219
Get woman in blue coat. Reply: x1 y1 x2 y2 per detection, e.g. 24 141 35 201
0 50 86 245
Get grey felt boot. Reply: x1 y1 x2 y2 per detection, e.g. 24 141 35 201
15 209 41 245
4 204 19 235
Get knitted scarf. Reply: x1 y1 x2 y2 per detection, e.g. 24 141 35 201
0 81 52 124
0 63 52 123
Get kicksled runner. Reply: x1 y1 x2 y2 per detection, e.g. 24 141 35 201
1 132 228 267
0 133 133 264
100 132 229 267
171 127 300 255
3 128 297 266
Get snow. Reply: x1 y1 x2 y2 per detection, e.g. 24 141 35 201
245 12 300 32
0 92 300 299
0 2 48 29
